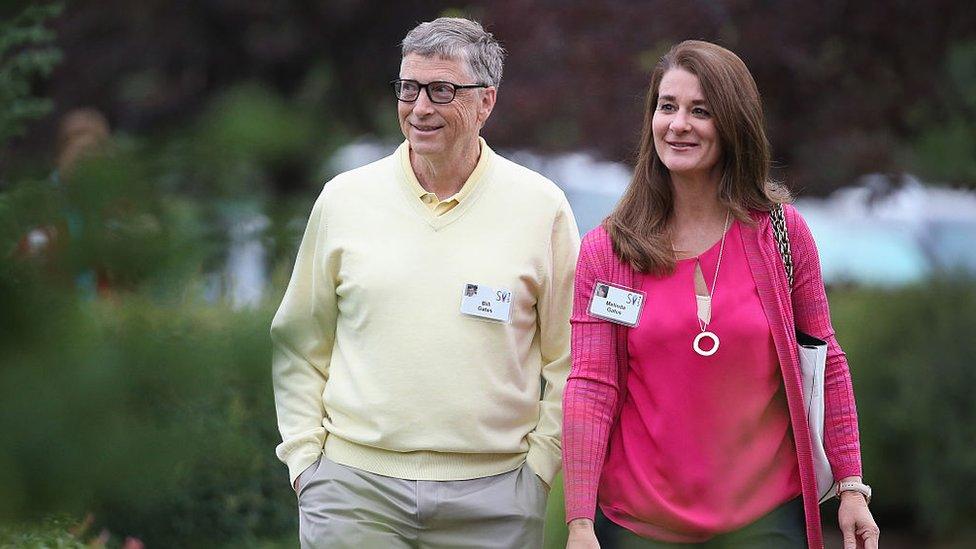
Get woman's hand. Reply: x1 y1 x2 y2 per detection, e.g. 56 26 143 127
566 518 600 549
838 491 880 549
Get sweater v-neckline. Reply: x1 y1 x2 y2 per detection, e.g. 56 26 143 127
394 140 494 231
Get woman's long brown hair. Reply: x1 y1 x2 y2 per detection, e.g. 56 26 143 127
605 40 790 274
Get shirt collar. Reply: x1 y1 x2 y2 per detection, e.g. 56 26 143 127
399 137 492 207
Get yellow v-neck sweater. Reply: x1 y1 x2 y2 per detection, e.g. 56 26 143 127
271 140 580 486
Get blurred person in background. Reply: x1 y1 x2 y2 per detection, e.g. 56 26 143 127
55 108 111 179
271 17 579 548
562 41 879 549
17 108 111 296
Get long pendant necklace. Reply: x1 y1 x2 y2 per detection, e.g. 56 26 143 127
691 211 730 357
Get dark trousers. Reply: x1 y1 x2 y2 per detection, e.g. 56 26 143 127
596 497 807 549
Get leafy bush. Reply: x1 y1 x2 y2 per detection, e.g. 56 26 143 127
0 2 62 146
830 279 976 539
0 261 297 545
0 516 86 549
0 148 298 545
912 40 976 184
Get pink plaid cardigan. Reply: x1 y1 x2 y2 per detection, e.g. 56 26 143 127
562 205 862 549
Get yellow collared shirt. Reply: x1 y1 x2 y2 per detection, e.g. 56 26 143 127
401 138 490 216
418 191 460 216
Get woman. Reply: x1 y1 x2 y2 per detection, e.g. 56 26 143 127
562 41 880 549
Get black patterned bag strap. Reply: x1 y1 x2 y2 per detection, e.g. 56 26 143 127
770 203 794 289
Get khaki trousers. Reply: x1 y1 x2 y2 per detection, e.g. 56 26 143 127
297 457 548 549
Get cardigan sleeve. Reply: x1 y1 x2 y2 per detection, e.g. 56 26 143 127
785 205 863 480
562 229 625 522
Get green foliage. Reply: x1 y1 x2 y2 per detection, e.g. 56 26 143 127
914 119 976 184
0 106 304 544
912 41 976 185
0 2 63 146
543 473 568 548
90 301 294 546
0 516 86 549
200 84 318 163
139 80 345 219
178 83 319 199
0 158 210 297
830 280 976 538
0 269 296 545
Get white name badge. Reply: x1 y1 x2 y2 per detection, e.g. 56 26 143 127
460 283 513 323
587 281 645 327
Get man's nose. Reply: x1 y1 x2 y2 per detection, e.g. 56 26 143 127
412 89 437 116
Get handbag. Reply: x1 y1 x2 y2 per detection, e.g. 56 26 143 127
770 204 837 504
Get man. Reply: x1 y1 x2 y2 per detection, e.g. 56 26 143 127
271 17 580 548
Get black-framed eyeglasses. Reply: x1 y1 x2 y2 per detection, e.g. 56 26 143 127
391 79 489 104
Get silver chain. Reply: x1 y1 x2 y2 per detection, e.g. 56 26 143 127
697 210 731 332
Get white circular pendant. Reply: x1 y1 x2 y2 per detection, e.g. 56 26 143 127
693 331 719 356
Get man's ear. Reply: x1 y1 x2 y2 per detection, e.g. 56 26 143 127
478 86 497 127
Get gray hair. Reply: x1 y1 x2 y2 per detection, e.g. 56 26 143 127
401 17 506 88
